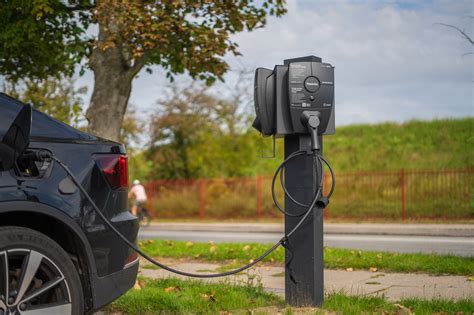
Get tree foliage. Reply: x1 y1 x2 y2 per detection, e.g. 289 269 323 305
0 0 92 81
0 0 286 140
92 0 286 84
120 107 145 149
146 81 281 179
1 77 87 126
0 0 286 83
148 83 218 179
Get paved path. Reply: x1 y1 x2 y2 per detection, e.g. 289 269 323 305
139 229 474 256
147 223 474 237
140 261 474 301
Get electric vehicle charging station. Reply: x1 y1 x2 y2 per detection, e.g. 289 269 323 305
4 54 335 310
253 55 335 306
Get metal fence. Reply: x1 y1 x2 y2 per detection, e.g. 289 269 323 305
145 168 473 222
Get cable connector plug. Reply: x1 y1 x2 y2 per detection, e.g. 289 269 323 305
315 196 329 209
301 111 321 151
19 150 52 162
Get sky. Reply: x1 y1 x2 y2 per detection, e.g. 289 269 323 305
78 0 473 127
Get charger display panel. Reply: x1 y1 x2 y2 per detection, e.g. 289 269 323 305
288 61 334 134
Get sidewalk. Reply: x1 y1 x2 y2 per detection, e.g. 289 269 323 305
140 260 474 301
149 222 474 237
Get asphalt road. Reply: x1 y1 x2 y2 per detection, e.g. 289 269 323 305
138 228 474 257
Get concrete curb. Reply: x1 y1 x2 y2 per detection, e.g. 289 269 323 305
148 222 474 237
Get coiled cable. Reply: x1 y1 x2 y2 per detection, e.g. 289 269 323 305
51 149 334 278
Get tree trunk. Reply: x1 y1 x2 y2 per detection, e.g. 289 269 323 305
86 47 135 142
85 12 144 142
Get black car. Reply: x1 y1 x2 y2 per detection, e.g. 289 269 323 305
0 93 139 314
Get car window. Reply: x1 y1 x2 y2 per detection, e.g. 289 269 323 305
0 93 96 140
31 110 81 139
0 95 22 137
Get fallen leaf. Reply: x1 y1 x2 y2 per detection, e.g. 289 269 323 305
346 268 353 272
186 241 194 247
164 286 181 293
164 286 175 293
467 277 474 282
209 245 217 253
394 303 412 315
133 280 142 290
369 267 378 272
201 293 218 302
243 245 251 251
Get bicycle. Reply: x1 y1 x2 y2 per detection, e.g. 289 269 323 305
137 203 151 227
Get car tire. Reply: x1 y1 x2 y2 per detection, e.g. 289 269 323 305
0 226 84 315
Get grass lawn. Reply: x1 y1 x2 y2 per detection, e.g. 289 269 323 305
107 278 474 314
107 277 283 314
138 240 474 276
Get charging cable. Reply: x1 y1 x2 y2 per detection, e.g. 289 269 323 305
30 149 333 278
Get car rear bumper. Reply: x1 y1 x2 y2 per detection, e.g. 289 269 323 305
91 258 139 311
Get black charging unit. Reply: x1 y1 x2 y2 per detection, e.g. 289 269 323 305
253 55 335 306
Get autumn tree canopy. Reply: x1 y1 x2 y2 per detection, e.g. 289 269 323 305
0 0 286 140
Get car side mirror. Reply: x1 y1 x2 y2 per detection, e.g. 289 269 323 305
0 104 32 172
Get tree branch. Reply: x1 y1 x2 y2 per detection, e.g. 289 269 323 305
436 22 473 45
128 53 149 77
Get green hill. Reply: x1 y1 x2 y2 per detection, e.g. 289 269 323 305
324 117 473 171
139 117 473 221
134 117 473 181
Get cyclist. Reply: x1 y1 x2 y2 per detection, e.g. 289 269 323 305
129 179 148 216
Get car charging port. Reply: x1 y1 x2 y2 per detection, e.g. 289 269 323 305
16 150 53 178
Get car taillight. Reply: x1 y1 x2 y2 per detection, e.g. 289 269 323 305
95 155 128 189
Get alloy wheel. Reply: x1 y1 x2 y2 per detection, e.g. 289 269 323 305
0 249 72 315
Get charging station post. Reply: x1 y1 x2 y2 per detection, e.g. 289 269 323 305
252 55 334 307
284 134 324 306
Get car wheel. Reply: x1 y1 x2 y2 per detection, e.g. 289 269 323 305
0 226 84 315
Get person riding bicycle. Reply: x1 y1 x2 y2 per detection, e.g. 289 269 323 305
129 179 148 216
